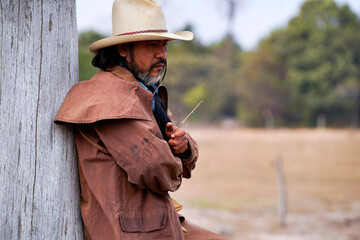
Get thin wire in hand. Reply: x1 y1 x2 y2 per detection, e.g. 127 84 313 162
174 100 203 132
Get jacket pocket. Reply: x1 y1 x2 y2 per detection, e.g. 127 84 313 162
119 208 167 233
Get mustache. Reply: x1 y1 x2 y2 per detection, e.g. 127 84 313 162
150 59 167 69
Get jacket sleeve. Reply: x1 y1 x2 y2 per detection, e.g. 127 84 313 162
179 133 198 179
93 119 183 195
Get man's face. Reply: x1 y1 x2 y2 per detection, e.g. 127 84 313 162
118 40 168 85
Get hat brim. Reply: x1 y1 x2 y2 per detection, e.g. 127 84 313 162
89 31 193 53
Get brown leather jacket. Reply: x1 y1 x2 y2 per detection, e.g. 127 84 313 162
55 66 198 239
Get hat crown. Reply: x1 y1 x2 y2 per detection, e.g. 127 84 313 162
112 0 168 36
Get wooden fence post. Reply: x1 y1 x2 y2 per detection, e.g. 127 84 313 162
275 157 287 228
0 0 83 239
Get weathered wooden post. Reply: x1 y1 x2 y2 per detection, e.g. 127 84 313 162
0 0 83 239
275 157 287 228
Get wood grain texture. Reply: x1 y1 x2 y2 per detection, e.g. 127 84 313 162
0 0 83 239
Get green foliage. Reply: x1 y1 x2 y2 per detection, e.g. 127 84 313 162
78 30 105 80
238 0 360 127
183 82 208 108
165 36 242 123
286 0 360 127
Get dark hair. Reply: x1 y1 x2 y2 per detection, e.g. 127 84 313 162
92 45 125 70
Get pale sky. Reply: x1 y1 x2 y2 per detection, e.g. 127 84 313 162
76 0 360 50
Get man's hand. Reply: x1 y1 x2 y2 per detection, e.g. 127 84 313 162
165 122 188 155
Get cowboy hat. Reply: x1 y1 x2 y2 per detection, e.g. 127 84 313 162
89 0 194 53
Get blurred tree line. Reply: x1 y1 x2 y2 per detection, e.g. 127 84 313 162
78 0 360 128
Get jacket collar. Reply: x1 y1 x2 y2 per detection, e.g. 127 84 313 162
106 65 139 85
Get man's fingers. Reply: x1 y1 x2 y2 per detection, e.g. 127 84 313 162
166 123 188 154
168 135 187 147
165 122 175 138
166 122 173 132
168 138 176 147
169 140 188 154
171 128 185 139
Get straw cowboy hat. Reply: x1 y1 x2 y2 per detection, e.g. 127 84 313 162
89 0 194 53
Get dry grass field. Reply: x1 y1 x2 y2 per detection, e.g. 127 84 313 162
171 128 360 240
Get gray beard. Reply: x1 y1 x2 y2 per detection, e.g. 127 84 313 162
137 72 161 86
130 60 164 87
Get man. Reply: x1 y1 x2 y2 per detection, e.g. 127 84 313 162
55 0 225 239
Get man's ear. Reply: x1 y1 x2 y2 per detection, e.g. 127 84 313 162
117 44 128 58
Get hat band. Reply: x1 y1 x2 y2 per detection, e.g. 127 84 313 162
117 29 168 36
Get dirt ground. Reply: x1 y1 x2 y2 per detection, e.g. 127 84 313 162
171 127 360 240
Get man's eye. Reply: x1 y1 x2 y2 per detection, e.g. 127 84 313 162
146 42 157 47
